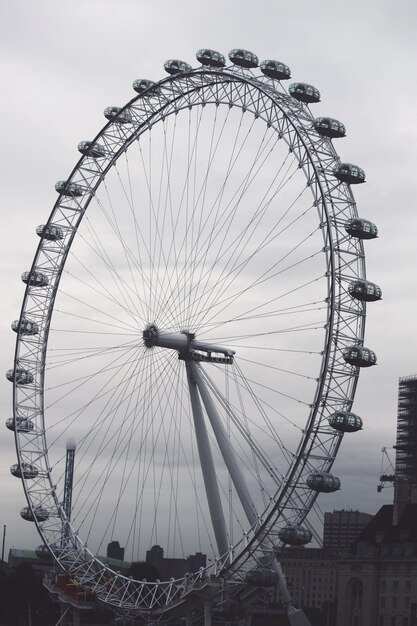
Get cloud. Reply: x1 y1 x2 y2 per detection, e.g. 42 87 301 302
1 0 415 575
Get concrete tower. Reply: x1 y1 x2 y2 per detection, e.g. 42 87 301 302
63 438 76 521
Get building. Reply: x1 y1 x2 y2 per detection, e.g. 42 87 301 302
107 540 125 562
268 511 373 617
394 375 417 524
8 548 53 577
323 510 373 553
8 547 130 577
337 503 417 626
336 375 417 626
146 544 206 579
277 547 338 612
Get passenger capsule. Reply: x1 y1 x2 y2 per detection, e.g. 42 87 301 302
55 180 85 197
334 163 365 184
348 280 382 302
6 369 34 385
5 416 34 432
278 525 312 546
20 506 49 522
163 59 192 75
11 318 39 336
10 463 39 479
306 472 341 493
343 345 377 367
35 544 53 560
328 411 363 433
289 83 321 104
21 271 49 288
228 49 259 69
245 567 278 587
104 107 132 124
344 218 378 240
36 224 64 241
260 60 291 80
196 49 226 68
313 117 346 139
77 141 106 159
132 79 159 95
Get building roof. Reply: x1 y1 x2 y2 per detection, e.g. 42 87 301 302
353 503 417 547
9 548 43 560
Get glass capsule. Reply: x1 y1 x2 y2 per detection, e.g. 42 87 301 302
334 163 365 184
132 79 159 94
228 49 259 69
343 345 377 367
345 218 378 240
20 506 49 522
10 463 39 479
55 180 85 197
36 544 53 560
328 411 363 433
289 83 320 104
245 567 278 586
104 107 132 124
77 141 106 159
11 318 39 335
5 416 34 432
278 524 312 546
260 59 291 80
21 271 49 287
306 472 341 493
163 59 192 75
313 117 346 138
196 49 226 68
6 369 34 385
348 280 382 302
36 224 64 241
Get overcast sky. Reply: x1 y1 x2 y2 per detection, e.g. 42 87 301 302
1 0 417 559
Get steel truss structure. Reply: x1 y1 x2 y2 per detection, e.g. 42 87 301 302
10 51 377 619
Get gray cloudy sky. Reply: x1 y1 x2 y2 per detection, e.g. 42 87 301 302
1 0 417 558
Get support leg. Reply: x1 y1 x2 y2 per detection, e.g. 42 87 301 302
186 362 229 557
204 601 212 626
190 361 312 626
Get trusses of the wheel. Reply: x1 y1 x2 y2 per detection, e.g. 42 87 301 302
12 54 371 616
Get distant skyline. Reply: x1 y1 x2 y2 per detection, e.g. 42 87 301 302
1 0 417 558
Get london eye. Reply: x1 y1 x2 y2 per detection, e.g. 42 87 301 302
7 48 380 621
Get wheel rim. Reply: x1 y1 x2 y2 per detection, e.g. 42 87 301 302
12 63 367 615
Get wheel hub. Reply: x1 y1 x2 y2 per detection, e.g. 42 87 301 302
143 324 235 364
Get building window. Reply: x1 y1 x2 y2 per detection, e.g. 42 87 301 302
392 597 398 610
392 580 399 593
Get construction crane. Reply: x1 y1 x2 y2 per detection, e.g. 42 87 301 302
377 447 395 492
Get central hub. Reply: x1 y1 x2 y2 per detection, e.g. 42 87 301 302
143 324 193 351
142 324 235 364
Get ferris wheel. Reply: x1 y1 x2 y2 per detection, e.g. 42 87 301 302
8 48 380 620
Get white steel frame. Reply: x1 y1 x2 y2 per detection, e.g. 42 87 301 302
12 61 366 617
